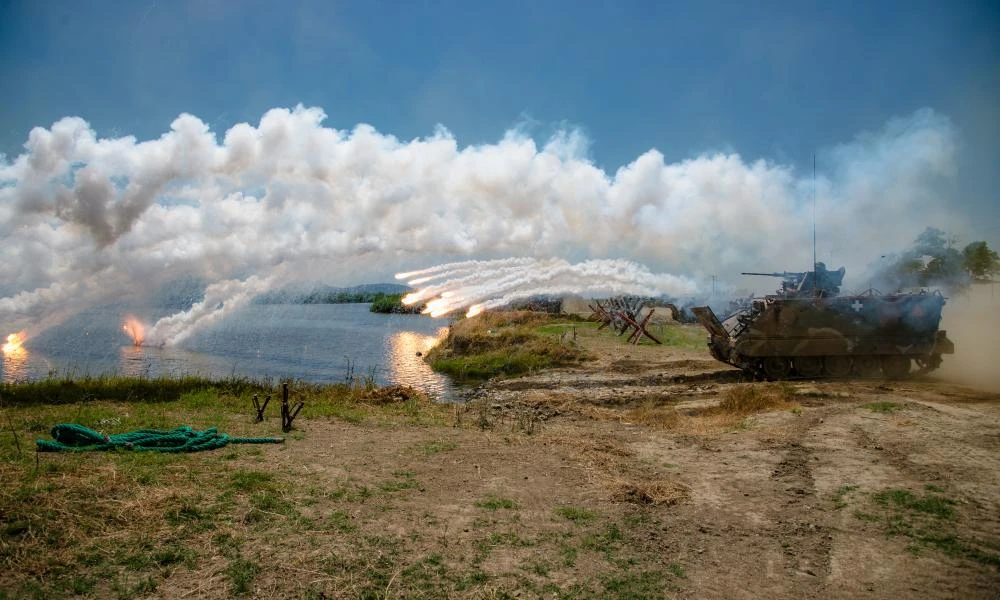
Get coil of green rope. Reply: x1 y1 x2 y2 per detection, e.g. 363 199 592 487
36 423 284 453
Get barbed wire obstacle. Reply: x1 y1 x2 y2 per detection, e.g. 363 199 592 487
587 297 662 345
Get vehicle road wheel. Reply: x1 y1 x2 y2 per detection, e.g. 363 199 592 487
915 354 943 374
762 357 791 380
882 356 911 378
824 355 852 378
855 355 882 378
794 356 824 378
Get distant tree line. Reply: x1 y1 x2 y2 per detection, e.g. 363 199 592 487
878 227 999 291
369 293 424 314
255 283 411 305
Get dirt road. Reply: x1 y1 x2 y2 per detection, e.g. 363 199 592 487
435 329 1000 598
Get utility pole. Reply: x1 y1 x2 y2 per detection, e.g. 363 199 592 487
711 275 717 298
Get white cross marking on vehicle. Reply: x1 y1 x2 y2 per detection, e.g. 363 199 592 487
851 300 864 312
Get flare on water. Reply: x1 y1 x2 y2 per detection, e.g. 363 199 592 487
2 332 26 354
123 317 146 346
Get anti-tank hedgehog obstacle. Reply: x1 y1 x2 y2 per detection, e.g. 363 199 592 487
588 297 662 345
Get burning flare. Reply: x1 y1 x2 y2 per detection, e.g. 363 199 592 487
123 317 146 346
396 257 698 319
2 332 26 354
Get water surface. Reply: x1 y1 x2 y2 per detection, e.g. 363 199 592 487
1 304 456 399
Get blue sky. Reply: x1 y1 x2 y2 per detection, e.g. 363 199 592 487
1 0 998 242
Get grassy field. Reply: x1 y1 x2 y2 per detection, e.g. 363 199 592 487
0 374 706 599
3 347 996 597
0 378 456 599
425 312 591 380
425 309 706 381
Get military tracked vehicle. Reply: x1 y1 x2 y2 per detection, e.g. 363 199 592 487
691 264 954 379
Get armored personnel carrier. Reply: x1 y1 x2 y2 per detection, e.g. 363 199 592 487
691 264 954 379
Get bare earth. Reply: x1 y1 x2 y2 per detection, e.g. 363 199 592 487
439 330 1000 597
7 324 998 599
223 327 998 598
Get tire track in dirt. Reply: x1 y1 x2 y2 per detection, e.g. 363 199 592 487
766 412 836 594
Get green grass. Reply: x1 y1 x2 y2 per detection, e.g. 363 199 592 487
417 440 457 455
834 484 859 509
378 470 420 492
648 323 706 349
872 488 956 519
600 570 675 598
857 486 998 567
0 375 448 433
0 374 268 406
554 506 598 524
475 495 520 510
863 401 905 413
535 321 599 335
228 469 276 492
369 293 424 314
0 374 702 599
426 311 588 380
224 557 259 596
429 342 583 380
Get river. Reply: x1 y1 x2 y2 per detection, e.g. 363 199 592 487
1 304 457 400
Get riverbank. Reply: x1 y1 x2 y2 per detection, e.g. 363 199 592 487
1 314 998 598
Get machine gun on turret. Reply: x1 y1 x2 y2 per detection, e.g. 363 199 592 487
742 263 845 298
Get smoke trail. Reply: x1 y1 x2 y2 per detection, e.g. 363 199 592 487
0 105 964 342
143 274 277 346
397 258 697 317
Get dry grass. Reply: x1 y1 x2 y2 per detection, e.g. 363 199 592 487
426 311 589 380
582 383 802 435
543 433 689 507
0 386 691 599
609 480 688 506
717 383 797 414
356 384 428 405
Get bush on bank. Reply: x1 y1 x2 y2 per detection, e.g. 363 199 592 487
425 311 589 380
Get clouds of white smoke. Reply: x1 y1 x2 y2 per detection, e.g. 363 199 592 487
397 258 698 317
144 274 277 346
0 105 963 343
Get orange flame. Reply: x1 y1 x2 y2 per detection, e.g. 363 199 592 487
465 304 484 318
123 317 146 346
2 332 26 354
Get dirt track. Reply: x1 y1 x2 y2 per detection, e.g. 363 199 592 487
236 329 1000 598
7 324 997 599
437 331 1000 598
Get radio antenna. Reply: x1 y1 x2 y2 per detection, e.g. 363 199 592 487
812 154 817 292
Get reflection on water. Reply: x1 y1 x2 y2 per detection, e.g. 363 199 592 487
386 328 451 397
118 345 223 379
2 304 461 400
1 347 29 381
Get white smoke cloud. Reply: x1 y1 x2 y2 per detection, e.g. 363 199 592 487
0 105 964 343
397 258 698 318
144 274 277 346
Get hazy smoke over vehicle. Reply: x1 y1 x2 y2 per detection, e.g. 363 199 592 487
0 105 965 344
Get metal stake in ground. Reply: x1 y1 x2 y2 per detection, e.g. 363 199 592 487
252 393 271 422
280 382 304 433
622 309 662 345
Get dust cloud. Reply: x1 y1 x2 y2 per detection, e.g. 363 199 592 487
936 282 1000 392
